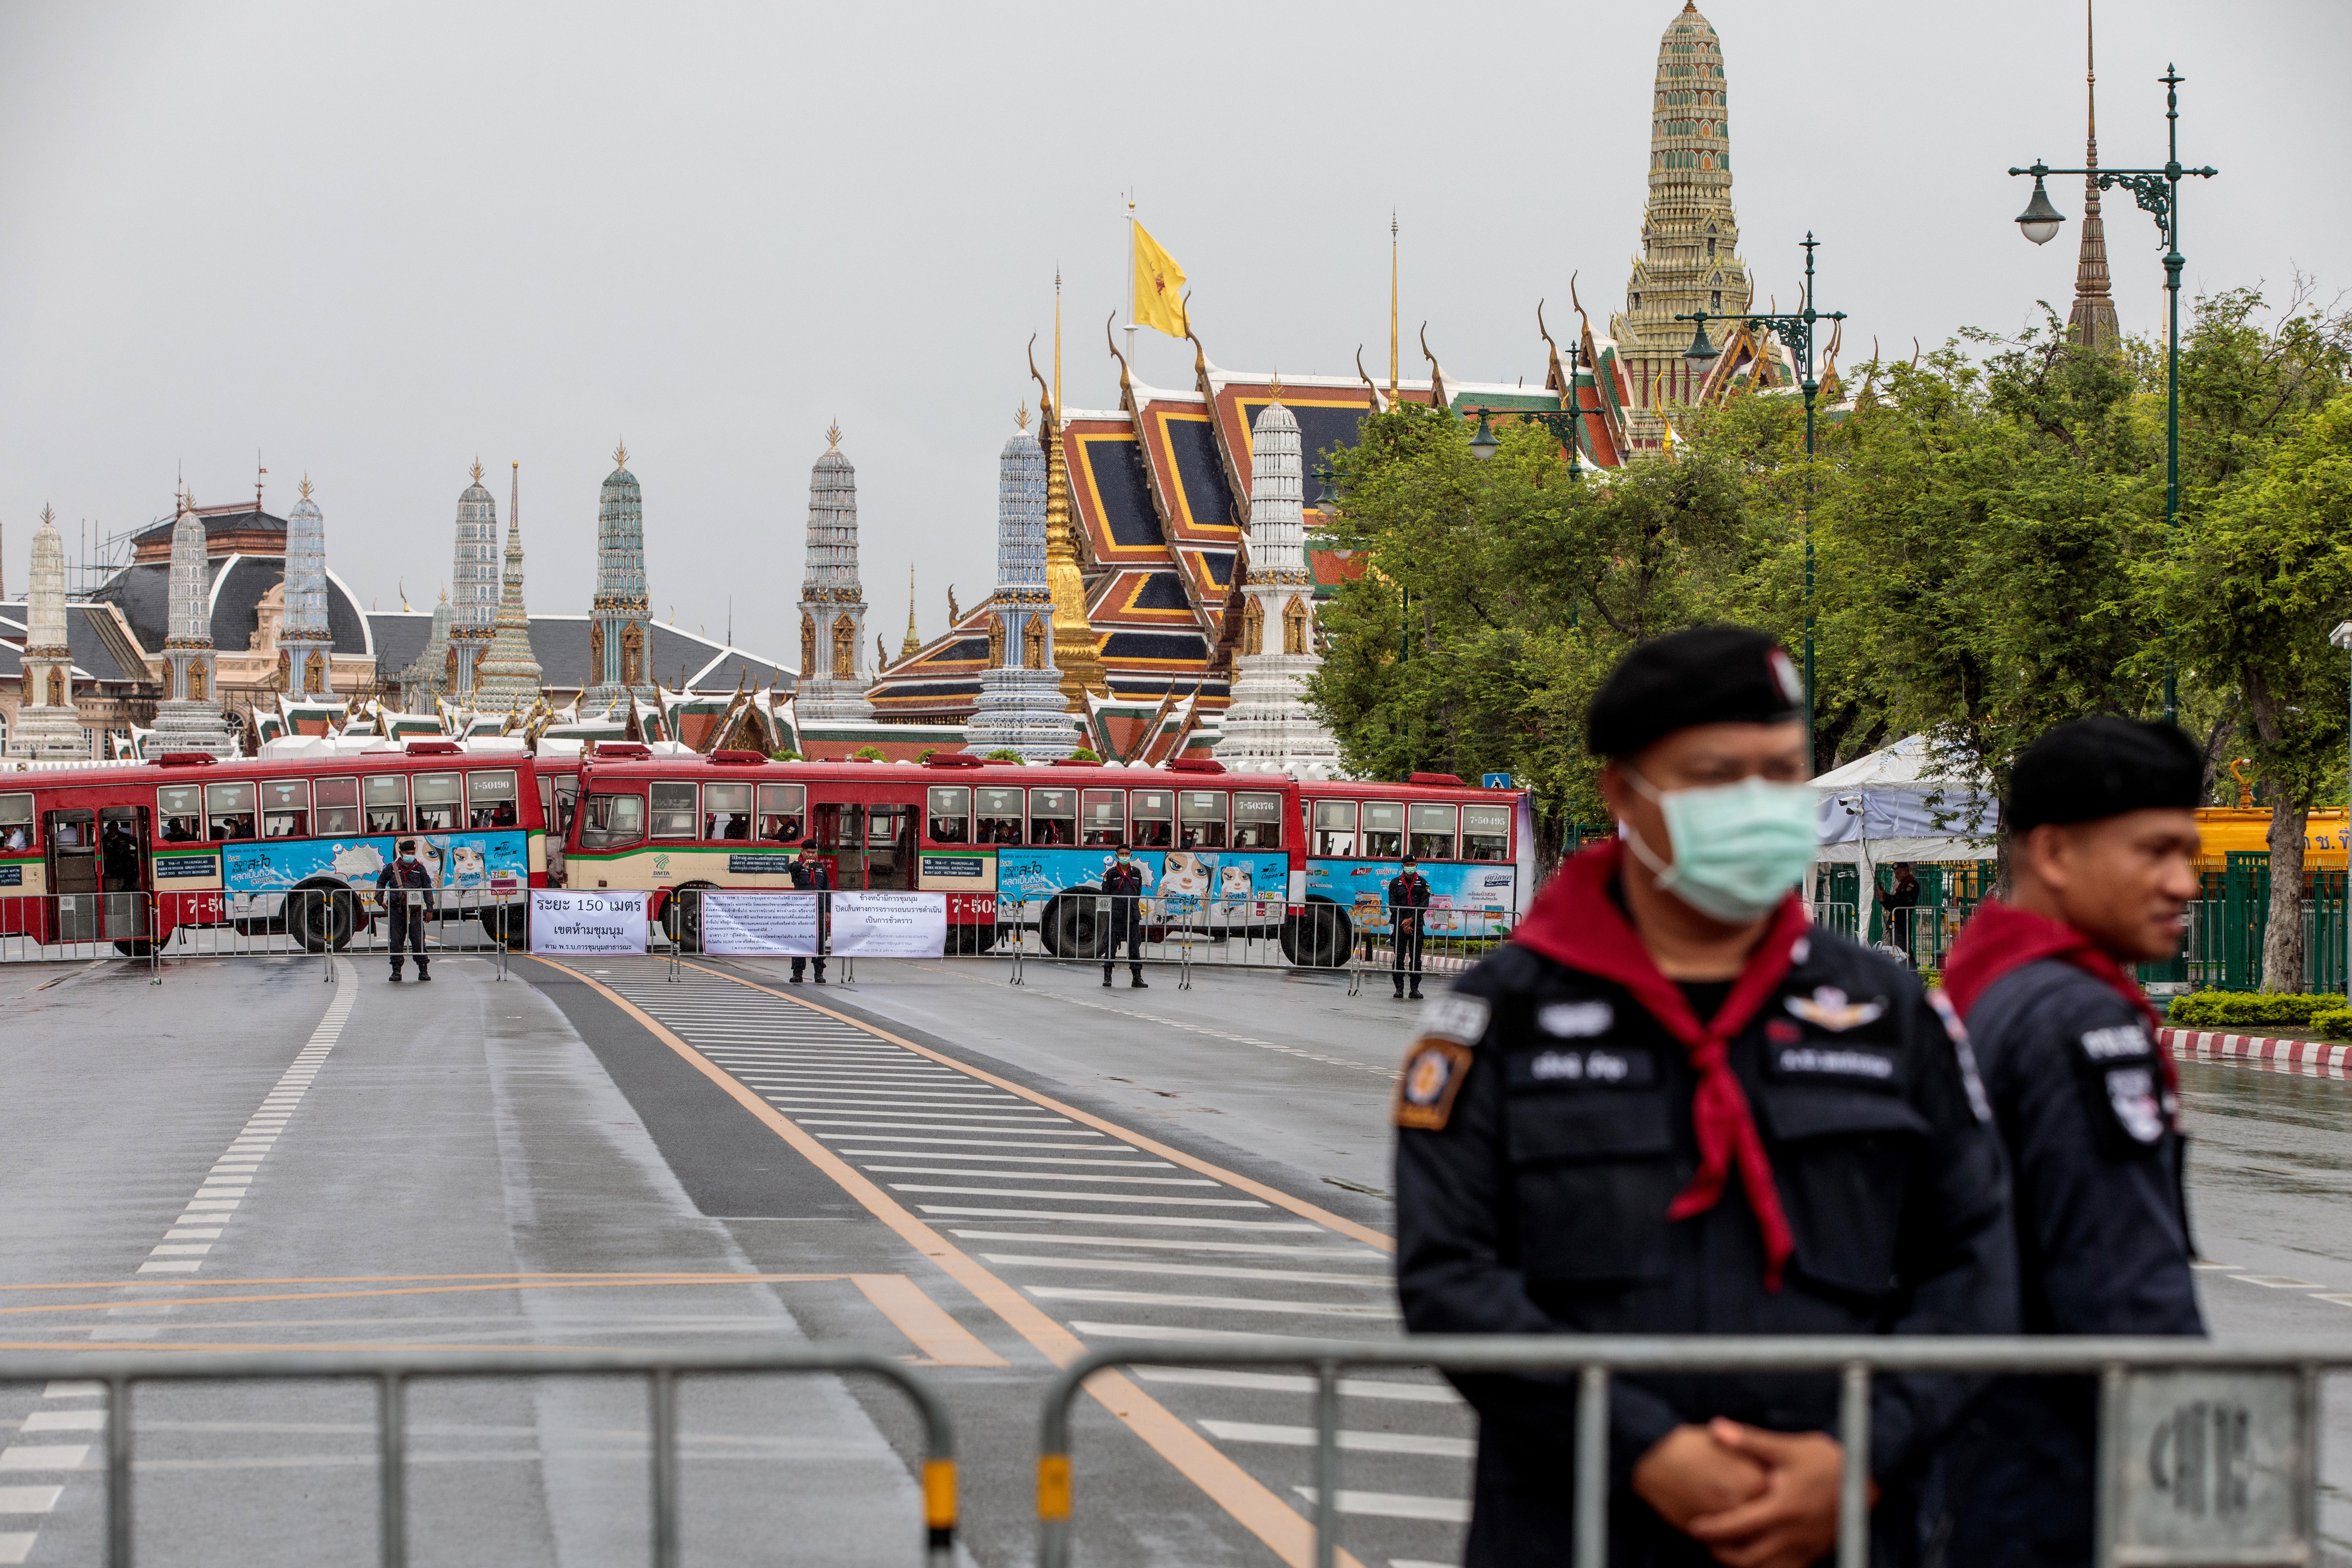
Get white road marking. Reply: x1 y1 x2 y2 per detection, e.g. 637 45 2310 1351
951 1230 1381 1258
1028 1286 1397 1317
893 1186 1264 1207
0 1531 32 1564
862 1167 1215 1186
1134 1368 1459 1404
983 1255 1392 1286
838 1151 1171 1167
0 1449 88 1473
816 1134 1113 1150
38 1387 99 1401
19 1414 101 1433
1202 1421 1472 1459
136 1261 204 1274
1292 1487 1470 1523
147 1245 212 1257
2230 1275 2321 1289
0 1487 62 1513
920 1207 1316 1230
792 1119 1102 1136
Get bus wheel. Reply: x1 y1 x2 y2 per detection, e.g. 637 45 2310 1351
1281 903 1352 969
663 883 717 954
1041 894 1105 959
293 886 355 953
113 939 155 958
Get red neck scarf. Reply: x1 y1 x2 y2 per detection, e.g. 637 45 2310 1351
1512 839 1810 1289
1941 898 2175 1091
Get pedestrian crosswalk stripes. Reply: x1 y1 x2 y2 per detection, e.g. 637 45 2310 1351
562 956 1472 1565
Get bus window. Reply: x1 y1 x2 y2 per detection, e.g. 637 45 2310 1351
975 788 1023 845
1231 792 1284 849
411 773 461 833
206 781 258 842
0 792 31 852
467 770 520 829
1312 800 1358 857
927 786 970 843
316 777 361 837
1409 803 1458 861
1079 789 1125 846
260 779 310 839
704 782 753 841
1029 788 1076 846
1178 791 1228 849
651 782 697 839
1362 801 1404 858
1463 804 1511 861
757 784 807 844
579 793 645 849
157 786 202 844
364 775 410 835
1130 789 1173 848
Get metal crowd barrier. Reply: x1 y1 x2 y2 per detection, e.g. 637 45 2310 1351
0 892 162 982
0 1343 956 1568
1038 1334 2342 1568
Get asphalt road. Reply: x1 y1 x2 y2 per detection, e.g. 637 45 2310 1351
1 944 2348 1566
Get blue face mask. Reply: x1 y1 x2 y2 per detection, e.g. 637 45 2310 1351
1625 771 1816 924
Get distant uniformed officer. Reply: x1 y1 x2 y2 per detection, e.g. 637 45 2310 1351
1394 626 2016 1568
1389 855 1432 1001
1101 845 1148 989
1925 718 2206 1567
376 839 436 983
787 841 831 985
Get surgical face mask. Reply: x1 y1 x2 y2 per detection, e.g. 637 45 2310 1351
1623 770 1816 924
1117 853 1131 864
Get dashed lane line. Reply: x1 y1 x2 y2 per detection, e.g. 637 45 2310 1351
530 956 1374 1568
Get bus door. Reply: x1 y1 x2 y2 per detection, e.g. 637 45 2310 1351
811 802 861 888
98 804 152 944
862 797 920 890
44 808 98 942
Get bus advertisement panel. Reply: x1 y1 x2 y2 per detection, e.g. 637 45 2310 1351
1305 857 1520 938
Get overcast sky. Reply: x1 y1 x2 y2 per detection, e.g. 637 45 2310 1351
2 1 2343 663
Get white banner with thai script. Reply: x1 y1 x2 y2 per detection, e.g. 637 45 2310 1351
701 891 822 956
529 889 649 955
829 891 947 956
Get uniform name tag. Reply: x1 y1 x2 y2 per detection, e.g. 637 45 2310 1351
2081 1024 2151 1061
1536 1001 1614 1039
1771 1045 1898 1083
1508 1047 1655 1090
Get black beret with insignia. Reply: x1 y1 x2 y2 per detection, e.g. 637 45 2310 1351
2006 717 2204 832
1586 626 1805 758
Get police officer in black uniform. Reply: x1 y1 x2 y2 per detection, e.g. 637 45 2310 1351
376 839 436 983
1389 854 1432 1000
787 841 830 984
1394 627 2015 1568
1101 845 1148 989
1927 718 2205 1567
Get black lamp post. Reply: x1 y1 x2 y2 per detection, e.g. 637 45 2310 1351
2007 65 2216 727
1674 233 1846 756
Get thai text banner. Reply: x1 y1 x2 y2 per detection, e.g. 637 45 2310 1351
702 892 822 956
529 889 649 955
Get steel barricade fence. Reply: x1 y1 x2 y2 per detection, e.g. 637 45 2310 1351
0 892 161 981
135 887 527 983
1343 896 1521 998
1037 1334 2344 1568
0 1343 956 1568
985 894 1393 989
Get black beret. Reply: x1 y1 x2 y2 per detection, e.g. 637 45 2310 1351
1587 626 1805 757
2007 717 2204 832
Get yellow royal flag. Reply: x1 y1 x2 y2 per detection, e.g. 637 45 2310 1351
1132 222 1188 338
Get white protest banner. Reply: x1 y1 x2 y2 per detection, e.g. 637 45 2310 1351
702 891 821 956
529 888 649 955
829 891 947 957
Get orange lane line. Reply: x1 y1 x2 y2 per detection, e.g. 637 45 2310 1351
0 1341 621 1355
850 1275 1008 1367
0 1272 819 1294
0 1277 843 1317
677 957 1395 1254
533 956 1367 1568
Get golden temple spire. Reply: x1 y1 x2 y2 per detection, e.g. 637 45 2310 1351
825 420 842 451
1053 268 1063 414
900 563 920 660
1388 211 1400 398
2067 0 2119 348
613 437 629 469
1015 400 1030 432
299 473 314 502
471 457 484 482
1028 339 1110 705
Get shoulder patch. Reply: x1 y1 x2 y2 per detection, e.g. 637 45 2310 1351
2080 1024 2152 1062
2104 1065 2165 1145
1928 990 1994 1125
1536 1000 1613 1039
1394 1040 1475 1130
1785 986 1887 1033
1416 992 1492 1047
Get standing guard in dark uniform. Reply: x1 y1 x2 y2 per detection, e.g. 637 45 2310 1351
1101 845 1148 989
1389 855 1432 1000
1925 718 2206 1568
1394 627 2016 1568
376 839 436 983
787 841 831 985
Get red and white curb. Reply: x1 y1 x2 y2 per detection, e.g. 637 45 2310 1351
2160 1028 2352 1079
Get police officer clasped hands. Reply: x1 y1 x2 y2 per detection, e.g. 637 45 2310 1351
1394 627 2016 1568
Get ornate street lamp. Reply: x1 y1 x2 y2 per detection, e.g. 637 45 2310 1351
2007 65 2217 725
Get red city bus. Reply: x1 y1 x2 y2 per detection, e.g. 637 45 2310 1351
1298 773 1541 956
0 741 551 954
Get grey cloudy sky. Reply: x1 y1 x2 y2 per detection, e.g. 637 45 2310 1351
2 1 2343 666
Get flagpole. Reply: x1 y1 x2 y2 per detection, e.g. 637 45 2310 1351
1125 191 1139 370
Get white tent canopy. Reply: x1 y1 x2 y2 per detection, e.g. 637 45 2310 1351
1813 734 1998 866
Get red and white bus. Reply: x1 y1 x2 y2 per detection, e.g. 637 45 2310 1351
0 742 551 953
